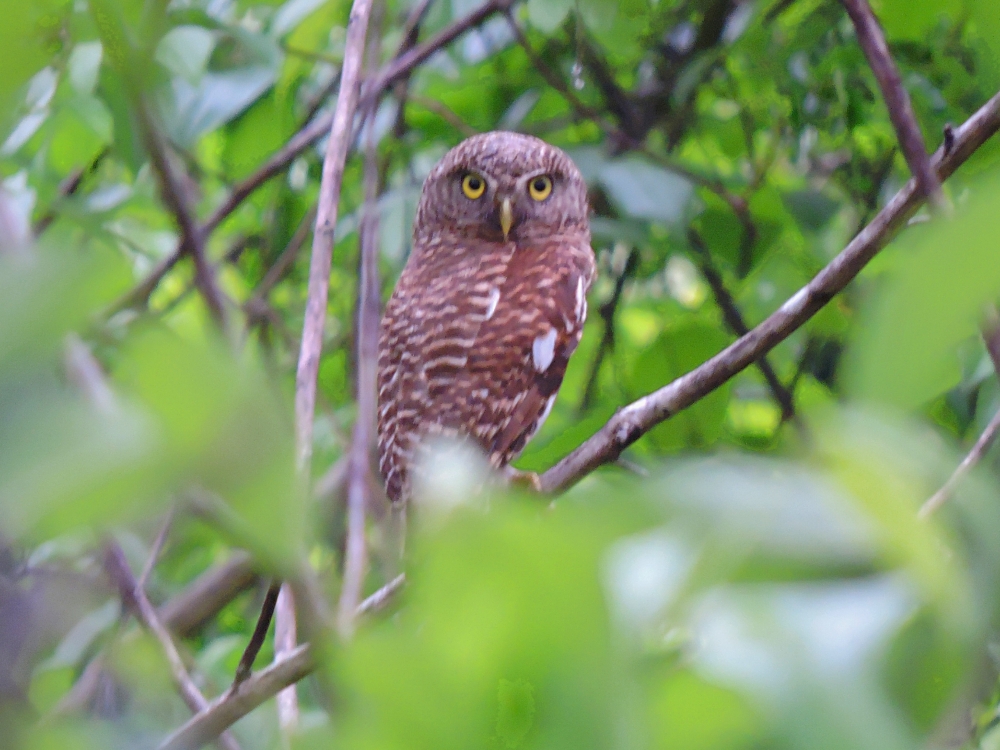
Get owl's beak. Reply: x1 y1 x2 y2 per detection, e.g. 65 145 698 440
499 197 514 240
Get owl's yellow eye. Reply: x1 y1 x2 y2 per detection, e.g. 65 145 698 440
461 173 486 199
528 175 553 201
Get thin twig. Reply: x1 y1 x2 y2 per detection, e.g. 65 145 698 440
390 0 436 136
244 206 317 323
688 228 796 421
579 247 637 413
840 0 947 212
504 11 614 131
138 507 176 590
33 148 107 238
295 0 376 469
407 93 479 137
273 585 298 733
134 101 229 329
232 581 281 687
103 540 242 750
337 29 384 635
919 410 1000 518
920 315 1000 517
538 88 1000 495
356 573 406 616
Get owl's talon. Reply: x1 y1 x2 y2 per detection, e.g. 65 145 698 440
502 467 542 493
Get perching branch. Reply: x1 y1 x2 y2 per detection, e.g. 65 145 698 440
840 0 947 211
539 88 1000 495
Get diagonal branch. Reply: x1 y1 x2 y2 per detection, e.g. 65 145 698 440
840 0 947 211
158 644 314 750
539 89 1000 495
134 101 229 329
157 576 404 750
103 540 242 750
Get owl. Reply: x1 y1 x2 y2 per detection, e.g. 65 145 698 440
377 131 595 504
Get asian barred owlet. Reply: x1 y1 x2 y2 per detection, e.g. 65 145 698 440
377 131 595 504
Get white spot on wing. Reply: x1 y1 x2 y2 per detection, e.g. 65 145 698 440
532 328 557 372
485 287 500 320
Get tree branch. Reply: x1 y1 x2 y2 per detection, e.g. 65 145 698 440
156 569 406 750
539 88 1000 495
337 4 384 639
157 644 314 750
134 100 229 329
357 573 406 616
579 247 637 413
840 0 947 211
244 206 317 324
159 553 260 638
294 0 376 470
103 540 242 750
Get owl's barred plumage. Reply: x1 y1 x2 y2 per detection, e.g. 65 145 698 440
377 132 595 503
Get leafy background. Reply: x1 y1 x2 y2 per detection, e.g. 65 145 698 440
2 0 1000 748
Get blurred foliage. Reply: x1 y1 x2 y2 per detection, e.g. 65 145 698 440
2 0 1000 748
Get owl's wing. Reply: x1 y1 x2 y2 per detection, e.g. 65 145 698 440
475 241 595 466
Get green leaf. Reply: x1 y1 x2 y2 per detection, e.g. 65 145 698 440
526 0 574 33
872 0 962 40
628 321 732 451
845 175 1000 410
155 25 217 84
0 0 66 115
599 156 693 225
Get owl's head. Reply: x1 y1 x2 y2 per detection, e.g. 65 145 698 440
413 131 589 246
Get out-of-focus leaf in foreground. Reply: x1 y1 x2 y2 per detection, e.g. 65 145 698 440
316 407 1000 750
846 174 1000 410
0 250 303 566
